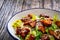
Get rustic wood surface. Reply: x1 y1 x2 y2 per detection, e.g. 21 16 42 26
0 0 60 40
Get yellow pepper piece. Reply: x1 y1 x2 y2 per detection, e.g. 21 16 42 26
12 20 23 28
31 14 36 21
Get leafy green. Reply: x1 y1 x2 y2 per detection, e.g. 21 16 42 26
31 31 36 36
36 25 38 32
45 27 49 34
53 14 58 22
40 17 45 20
49 27 54 30
35 26 43 40
51 23 58 30
49 23 57 31
45 23 58 34
25 33 30 40
50 36 55 40
35 31 42 40
17 35 24 40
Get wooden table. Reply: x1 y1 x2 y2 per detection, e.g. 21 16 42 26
0 0 60 40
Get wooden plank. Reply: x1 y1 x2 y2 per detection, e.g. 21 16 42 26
0 0 12 32
2 29 13 40
31 0 39 8
53 0 60 11
34 0 43 8
44 0 52 9
21 0 32 10
0 0 4 9
22 0 42 10
0 0 15 39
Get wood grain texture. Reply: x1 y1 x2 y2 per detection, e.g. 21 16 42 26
53 0 60 11
44 0 52 9
0 0 23 40
0 0 60 40
0 0 4 10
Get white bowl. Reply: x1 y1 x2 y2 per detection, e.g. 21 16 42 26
7 8 60 40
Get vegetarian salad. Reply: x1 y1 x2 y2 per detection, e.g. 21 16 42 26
12 14 60 40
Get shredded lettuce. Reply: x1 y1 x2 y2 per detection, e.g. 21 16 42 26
49 36 55 40
31 31 36 36
53 14 58 22
49 23 57 31
35 26 43 40
25 33 30 40
35 31 42 40
17 35 24 40
40 17 45 20
45 27 49 34
36 25 38 32
51 23 58 30
46 23 58 34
